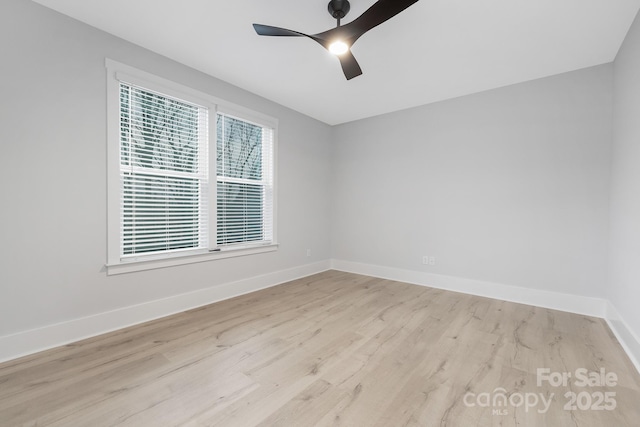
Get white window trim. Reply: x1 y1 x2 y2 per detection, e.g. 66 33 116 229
105 59 278 275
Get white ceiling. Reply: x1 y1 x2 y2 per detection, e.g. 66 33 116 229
33 0 640 125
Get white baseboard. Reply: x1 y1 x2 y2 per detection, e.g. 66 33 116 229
3 259 639 376
604 302 640 374
331 258 640 374
0 260 331 364
331 259 606 317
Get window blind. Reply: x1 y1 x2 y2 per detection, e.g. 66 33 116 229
216 113 274 247
119 83 209 257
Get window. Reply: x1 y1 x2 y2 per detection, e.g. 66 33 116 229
216 114 274 247
120 83 209 256
106 60 277 274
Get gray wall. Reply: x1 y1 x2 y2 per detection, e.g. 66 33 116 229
610 10 640 340
331 65 613 297
0 0 332 336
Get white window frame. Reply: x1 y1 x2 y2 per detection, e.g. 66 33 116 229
106 59 278 275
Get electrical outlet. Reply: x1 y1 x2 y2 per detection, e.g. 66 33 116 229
422 255 436 266
306 249 311 257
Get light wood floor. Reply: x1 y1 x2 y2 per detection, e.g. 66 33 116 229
1 271 639 426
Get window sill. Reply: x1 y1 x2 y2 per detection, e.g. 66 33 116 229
106 244 278 276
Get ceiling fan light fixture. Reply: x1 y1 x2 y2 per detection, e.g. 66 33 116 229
329 40 349 55
253 0 420 79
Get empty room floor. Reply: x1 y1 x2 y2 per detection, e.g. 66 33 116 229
1 270 639 426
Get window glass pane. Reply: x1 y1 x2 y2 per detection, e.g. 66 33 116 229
216 114 262 180
122 173 201 254
217 182 264 245
121 85 200 174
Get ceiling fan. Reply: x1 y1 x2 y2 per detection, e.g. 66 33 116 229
253 0 420 80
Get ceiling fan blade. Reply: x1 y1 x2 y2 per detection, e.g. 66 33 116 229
254 23 329 49
341 0 419 43
338 50 363 80
253 24 307 37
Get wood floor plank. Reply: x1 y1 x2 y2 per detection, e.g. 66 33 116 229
1 270 639 426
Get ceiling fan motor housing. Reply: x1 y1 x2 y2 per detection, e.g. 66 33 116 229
328 0 350 19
